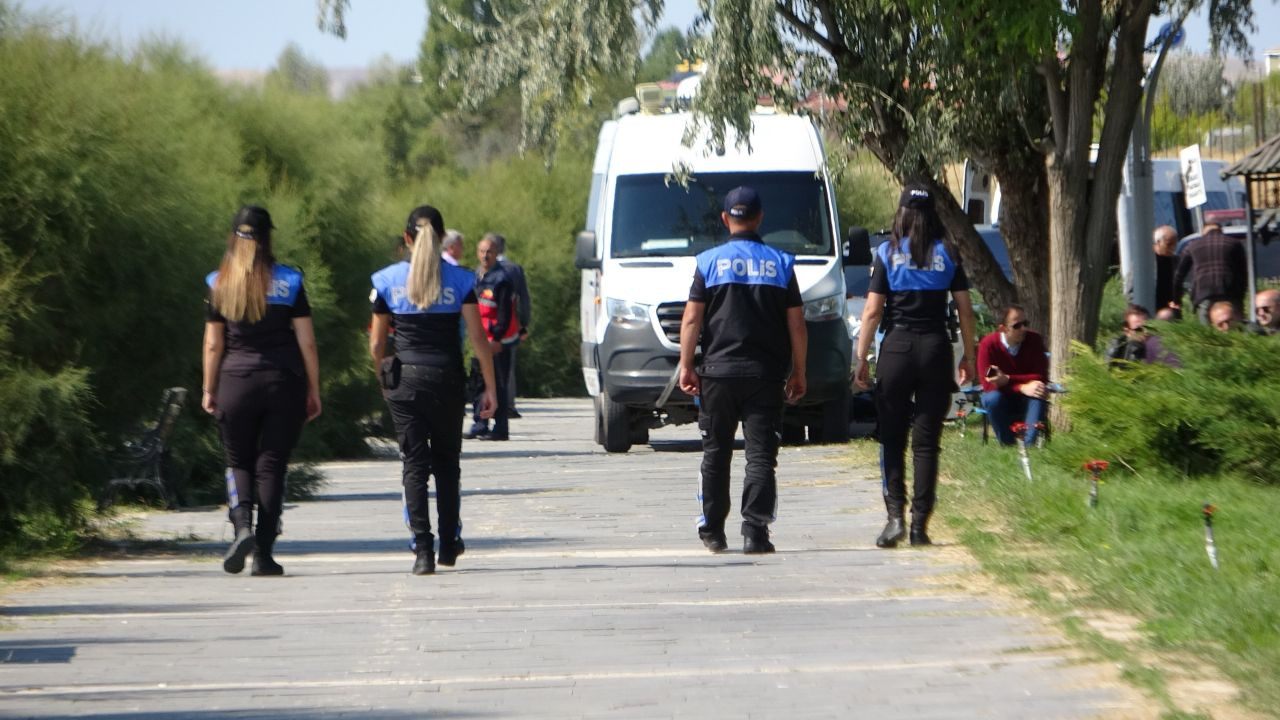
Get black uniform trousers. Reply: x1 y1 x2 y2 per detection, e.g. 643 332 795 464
697 376 784 540
386 364 465 547
874 328 954 519
216 369 307 537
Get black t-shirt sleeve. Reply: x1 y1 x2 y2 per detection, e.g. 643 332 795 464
868 254 889 295
462 288 477 304
785 272 802 308
371 288 390 315
688 269 707 302
291 284 312 318
950 262 971 292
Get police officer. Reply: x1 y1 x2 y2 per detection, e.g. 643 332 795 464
370 205 497 576
203 205 322 576
854 184 976 548
678 186 807 554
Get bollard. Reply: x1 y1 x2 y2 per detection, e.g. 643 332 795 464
1082 460 1109 509
1202 503 1220 571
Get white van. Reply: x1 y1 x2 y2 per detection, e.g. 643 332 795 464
574 99 863 452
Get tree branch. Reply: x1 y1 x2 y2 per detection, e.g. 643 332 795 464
1038 50 1066 156
774 0 844 60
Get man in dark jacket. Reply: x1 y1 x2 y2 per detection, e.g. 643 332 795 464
1170 224 1246 324
465 236 518 441
484 233 531 419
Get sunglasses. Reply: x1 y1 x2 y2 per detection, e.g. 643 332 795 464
1009 321 1028 330
1257 305 1275 314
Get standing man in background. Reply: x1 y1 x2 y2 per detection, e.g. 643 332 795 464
442 230 465 267
466 235 518 441
1169 223 1247 324
1152 225 1178 311
485 233 531 419
678 186 807 555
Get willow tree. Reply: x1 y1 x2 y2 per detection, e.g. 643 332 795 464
319 0 1259 384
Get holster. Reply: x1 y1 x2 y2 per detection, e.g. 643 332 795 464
379 356 402 390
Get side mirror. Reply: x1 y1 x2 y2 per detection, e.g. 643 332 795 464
843 226 872 266
574 230 601 270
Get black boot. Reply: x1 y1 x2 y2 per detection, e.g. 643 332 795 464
222 507 255 574
437 538 465 567
413 534 435 575
413 549 436 575
910 512 932 546
875 514 906 549
251 526 283 576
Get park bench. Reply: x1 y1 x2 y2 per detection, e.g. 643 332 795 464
99 387 188 509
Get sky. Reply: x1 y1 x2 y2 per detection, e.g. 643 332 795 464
16 0 1280 73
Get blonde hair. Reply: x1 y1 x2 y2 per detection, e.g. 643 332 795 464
211 227 271 323
406 221 443 308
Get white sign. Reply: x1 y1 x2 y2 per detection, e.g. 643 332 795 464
1180 144 1208 209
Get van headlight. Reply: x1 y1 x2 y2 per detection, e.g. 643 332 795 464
605 298 651 325
803 294 844 322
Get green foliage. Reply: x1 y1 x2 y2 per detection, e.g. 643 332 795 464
637 27 694 82
935 434 1280 715
265 43 331 96
1057 323 1280 484
829 149 898 235
0 10 390 550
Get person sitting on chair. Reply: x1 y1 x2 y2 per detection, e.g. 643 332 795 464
976 304 1048 447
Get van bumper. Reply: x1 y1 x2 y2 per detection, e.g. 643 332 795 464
596 317 850 408
597 321 691 407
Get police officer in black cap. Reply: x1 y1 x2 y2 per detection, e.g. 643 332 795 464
370 205 497 575
678 186 807 554
203 205 322 576
854 184 976 548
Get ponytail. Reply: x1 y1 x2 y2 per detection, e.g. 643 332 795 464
211 228 271 323
406 222 443 308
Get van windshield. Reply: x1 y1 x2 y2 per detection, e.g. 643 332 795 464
610 172 833 258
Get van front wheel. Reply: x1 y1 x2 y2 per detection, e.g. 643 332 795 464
600 389 633 453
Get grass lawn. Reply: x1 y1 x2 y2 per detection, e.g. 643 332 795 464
844 429 1280 719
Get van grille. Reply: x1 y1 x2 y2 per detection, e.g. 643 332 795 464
656 302 685 345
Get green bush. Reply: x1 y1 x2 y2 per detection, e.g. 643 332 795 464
0 12 393 550
1056 322 1280 483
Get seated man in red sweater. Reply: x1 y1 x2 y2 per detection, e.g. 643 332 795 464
977 304 1049 446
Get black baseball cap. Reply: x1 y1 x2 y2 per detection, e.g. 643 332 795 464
232 205 274 238
898 184 934 211
406 205 445 238
723 186 762 218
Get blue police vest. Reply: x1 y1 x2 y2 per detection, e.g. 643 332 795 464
696 240 795 291
370 260 475 314
876 238 956 291
206 264 304 307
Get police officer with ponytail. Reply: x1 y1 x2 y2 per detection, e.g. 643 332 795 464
370 206 497 576
203 205 322 576
854 185 976 548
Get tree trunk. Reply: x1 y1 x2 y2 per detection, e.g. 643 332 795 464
928 177 1017 317
1046 158 1093 392
989 158 1050 332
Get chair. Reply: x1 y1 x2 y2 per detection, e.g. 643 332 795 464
100 387 188 509
963 383 1063 447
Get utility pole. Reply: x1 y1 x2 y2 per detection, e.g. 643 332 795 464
1117 19 1185 313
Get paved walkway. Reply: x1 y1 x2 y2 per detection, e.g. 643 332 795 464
1 399 1146 719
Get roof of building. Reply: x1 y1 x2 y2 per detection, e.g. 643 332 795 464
1223 132 1280 177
